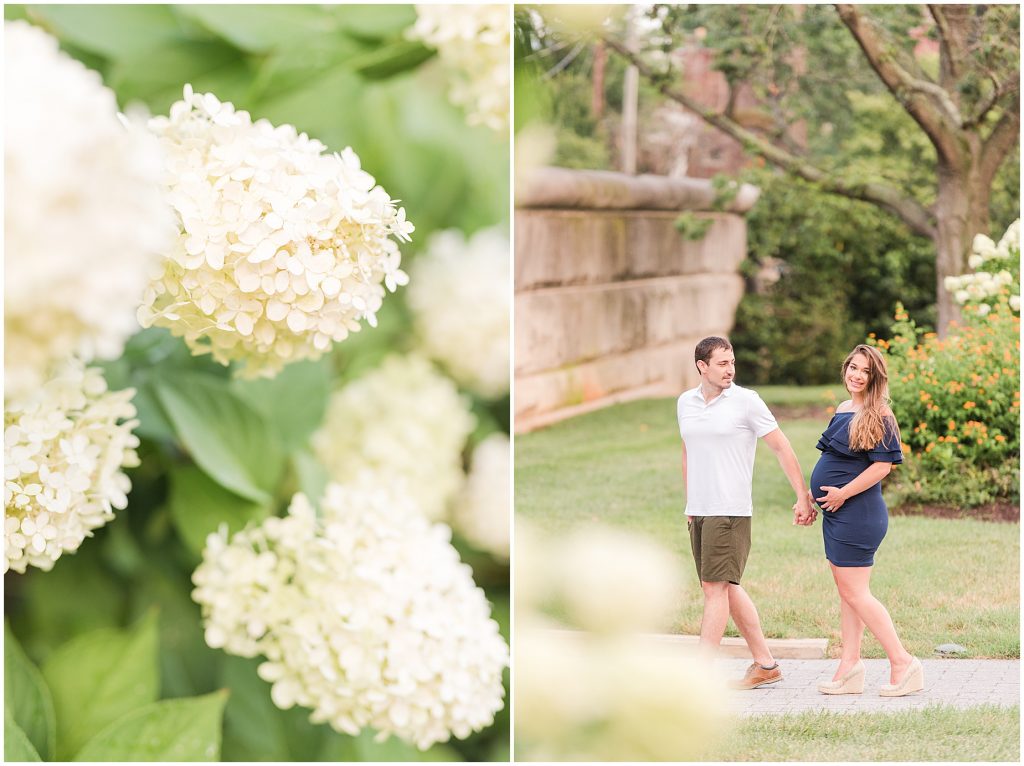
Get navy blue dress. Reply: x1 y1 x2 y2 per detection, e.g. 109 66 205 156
809 412 903 567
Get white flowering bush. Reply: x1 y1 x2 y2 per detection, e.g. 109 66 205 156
5 6 508 763
454 433 511 558
4 361 139 574
139 85 414 379
407 227 511 398
312 355 476 521
944 219 1020 315
4 21 172 399
192 479 509 749
411 5 510 131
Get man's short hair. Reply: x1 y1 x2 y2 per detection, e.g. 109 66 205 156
695 336 732 368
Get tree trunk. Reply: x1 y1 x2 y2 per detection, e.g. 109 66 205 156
933 150 992 333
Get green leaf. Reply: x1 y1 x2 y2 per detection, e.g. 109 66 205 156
333 4 417 41
154 373 284 504
42 612 160 759
351 40 436 80
219 656 289 761
73 690 228 761
291 450 329 508
169 465 270 556
26 4 182 59
4 623 56 760
107 39 250 115
174 4 337 53
5 715 42 761
3 5 30 22
244 31 365 104
231 357 331 453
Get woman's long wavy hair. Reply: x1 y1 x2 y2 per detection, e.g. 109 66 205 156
843 344 897 451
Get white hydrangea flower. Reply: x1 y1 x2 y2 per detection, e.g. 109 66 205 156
411 5 510 131
997 219 1019 256
971 233 998 263
515 626 728 761
407 227 510 398
192 479 509 750
454 433 510 559
4 361 140 574
554 525 685 634
312 355 475 520
140 85 414 379
946 223 1020 312
4 21 172 399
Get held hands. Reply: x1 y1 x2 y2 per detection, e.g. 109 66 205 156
791 491 817 526
816 485 848 512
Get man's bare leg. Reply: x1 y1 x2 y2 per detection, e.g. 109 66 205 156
699 581 731 649
727 583 775 667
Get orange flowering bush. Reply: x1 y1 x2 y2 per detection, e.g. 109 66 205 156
875 300 1020 507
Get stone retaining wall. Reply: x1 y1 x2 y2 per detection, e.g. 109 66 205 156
515 167 757 431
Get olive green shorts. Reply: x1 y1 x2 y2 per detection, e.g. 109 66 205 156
687 515 752 585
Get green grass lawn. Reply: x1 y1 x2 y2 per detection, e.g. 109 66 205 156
704 705 1019 761
515 391 1020 658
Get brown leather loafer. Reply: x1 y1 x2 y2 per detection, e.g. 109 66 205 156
729 662 783 690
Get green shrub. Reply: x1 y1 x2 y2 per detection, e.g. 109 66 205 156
878 300 1020 508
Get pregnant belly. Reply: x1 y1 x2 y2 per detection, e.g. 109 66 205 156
809 454 870 500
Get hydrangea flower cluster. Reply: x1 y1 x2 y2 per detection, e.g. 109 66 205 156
312 355 475 520
411 5 510 131
191 479 509 749
454 433 510 559
407 227 511 398
140 85 414 379
945 219 1020 313
4 21 172 399
4 362 140 574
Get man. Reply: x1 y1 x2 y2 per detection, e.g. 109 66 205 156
677 336 815 689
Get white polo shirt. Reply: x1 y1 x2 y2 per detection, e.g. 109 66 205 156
676 383 779 517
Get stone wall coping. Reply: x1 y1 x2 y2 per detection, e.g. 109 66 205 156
516 166 760 213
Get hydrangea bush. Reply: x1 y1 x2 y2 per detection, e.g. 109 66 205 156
4 7 510 763
877 221 1021 509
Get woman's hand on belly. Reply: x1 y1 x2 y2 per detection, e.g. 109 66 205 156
816 485 848 512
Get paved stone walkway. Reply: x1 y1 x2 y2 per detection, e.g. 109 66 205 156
721 658 1020 716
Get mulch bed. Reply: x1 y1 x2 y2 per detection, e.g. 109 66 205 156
890 503 1020 523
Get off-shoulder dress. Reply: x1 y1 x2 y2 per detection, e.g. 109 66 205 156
809 412 903 567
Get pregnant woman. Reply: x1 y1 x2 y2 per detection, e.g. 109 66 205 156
810 344 923 697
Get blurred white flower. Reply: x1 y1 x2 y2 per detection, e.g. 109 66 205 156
411 5 510 131
554 525 685 634
312 355 475 521
1009 295 1021 312
140 85 414 379
971 233 998 262
454 433 510 558
192 479 509 750
407 227 510 398
515 627 728 761
996 219 1019 256
4 21 172 399
4 361 140 574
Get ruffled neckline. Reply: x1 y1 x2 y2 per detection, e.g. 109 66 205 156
816 413 903 463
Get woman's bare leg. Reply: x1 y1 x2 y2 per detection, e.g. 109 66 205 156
831 563 913 683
